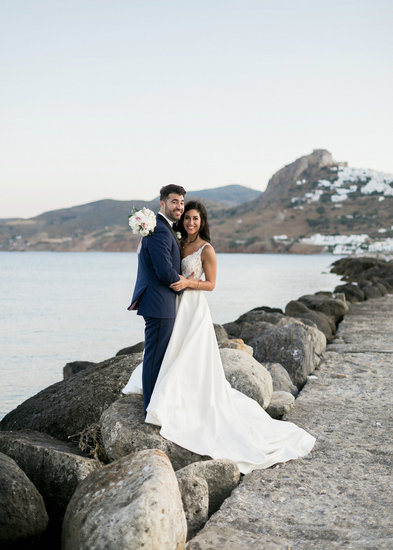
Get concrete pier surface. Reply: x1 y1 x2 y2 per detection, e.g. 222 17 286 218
188 295 393 550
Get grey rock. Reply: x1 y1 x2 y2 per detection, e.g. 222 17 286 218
297 293 349 323
0 451 48 545
0 429 100 521
291 316 318 329
359 281 383 299
330 256 392 283
63 360 96 379
333 292 347 303
265 362 299 397
62 449 187 550
0 353 143 441
223 307 326 389
285 299 335 341
220 348 273 409
221 320 241 338
380 278 393 292
266 391 295 419
334 283 365 303
176 473 209 540
246 322 326 389
375 281 388 295
223 308 288 340
116 340 145 356
100 393 208 470
214 323 229 346
176 459 241 516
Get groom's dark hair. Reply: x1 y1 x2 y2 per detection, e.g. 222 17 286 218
160 184 186 201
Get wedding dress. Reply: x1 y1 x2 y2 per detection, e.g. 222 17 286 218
123 244 315 474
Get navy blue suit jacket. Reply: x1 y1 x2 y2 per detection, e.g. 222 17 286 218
128 214 181 319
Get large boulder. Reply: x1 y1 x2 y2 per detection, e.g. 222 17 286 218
330 256 392 282
0 429 100 522
361 262 393 283
220 348 273 409
331 257 393 301
100 393 208 470
358 281 383 299
176 459 240 516
223 308 286 339
264 362 299 397
334 283 365 303
380 280 393 294
214 323 229 347
0 452 48 546
285 300 335 341
176 473 209 540
266 391 295 419
246 322 326 389
223 308 326 388
116 341 145 356
62 449 187 550
0 353 142 441
63 360 96 379
297 293 349 324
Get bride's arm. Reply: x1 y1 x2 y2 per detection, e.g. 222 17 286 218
197 245 216 291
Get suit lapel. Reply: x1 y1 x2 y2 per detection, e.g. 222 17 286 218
157 214 181 250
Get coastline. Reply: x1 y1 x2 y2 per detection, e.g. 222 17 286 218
0 256 392 548
0 252 342 419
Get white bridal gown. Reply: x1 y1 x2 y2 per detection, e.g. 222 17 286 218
123 244 315 474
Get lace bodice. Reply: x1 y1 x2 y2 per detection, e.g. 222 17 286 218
181 243 209 279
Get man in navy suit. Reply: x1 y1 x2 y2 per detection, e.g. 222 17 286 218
128 184 187 412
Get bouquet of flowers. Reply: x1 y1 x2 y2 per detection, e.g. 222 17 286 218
128 207 156 237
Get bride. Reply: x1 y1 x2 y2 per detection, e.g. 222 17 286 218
123 200 315 474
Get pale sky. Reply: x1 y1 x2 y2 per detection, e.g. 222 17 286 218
1 0 392 219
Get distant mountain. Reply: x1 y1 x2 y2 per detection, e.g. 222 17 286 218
186 184 260 207
0 185 259 252
209 149 393 254
2 156 392 254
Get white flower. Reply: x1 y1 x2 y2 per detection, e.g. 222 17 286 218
128 207 156 237
176 231 182 240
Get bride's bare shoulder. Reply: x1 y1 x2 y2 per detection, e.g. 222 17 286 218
201 242 216 257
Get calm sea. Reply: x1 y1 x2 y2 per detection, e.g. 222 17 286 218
0 252 343 419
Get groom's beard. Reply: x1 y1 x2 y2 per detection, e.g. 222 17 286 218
164 207 183 223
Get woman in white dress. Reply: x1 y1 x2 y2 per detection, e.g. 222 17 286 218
123 201 315 474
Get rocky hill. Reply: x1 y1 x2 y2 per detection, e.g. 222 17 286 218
209 149 393 254
1 153 392 254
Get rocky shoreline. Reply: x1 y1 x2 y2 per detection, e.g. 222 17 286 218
0 256 392 549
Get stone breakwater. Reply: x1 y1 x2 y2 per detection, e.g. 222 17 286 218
187 294 393 550
0 256 392 549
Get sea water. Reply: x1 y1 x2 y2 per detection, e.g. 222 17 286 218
0 252 343 419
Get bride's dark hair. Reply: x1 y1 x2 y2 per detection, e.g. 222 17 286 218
179 200 211 243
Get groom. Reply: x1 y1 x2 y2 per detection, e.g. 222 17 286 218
128 184 187 412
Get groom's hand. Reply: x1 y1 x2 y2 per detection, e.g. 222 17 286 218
170 273 194 292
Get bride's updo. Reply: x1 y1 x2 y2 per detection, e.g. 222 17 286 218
180 200 211 242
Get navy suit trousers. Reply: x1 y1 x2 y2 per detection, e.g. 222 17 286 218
142 316 175 412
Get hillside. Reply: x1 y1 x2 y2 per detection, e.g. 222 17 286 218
1 154 392 254
0 185 259 252
186 184 260 207
208 150 393 254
